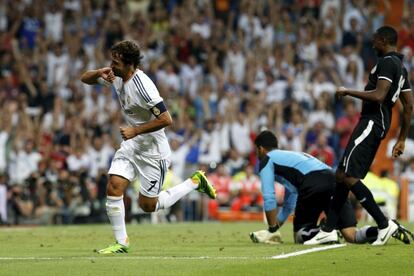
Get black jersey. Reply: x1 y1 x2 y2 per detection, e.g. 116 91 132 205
362 52 411 135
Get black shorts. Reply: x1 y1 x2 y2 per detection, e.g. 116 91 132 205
293 169 357 232
338 119 383 179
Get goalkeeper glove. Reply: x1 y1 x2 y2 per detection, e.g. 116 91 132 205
249 229 282 244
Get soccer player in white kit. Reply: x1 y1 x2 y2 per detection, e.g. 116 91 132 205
81 40 216 254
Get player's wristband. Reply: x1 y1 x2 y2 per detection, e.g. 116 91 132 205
97 77 112 87
268 225 280 233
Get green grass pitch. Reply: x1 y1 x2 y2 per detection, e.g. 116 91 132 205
0 222 413 276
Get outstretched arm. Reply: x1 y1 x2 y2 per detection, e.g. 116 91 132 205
392 91 413 158
336 79 391 103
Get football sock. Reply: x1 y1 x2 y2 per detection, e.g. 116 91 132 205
322 183 349 232
106 196 129 246
295 227 320 243
350 181 388 229
156 179 196 210
355 226 378 244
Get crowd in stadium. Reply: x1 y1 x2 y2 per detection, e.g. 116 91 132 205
1 0 414 225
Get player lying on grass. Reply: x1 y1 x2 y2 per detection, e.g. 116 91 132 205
249 130 413 244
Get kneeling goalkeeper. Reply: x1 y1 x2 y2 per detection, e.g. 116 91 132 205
250 130 411 244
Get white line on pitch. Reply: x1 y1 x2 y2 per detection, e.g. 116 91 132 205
0 245 347 261
271 244 347 259
0 256 255 261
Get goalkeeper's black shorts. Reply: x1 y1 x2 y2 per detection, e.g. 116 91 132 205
293 169 357 232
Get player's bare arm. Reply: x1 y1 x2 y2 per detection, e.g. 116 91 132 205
336 79 391 103
80 67 115 85
392 91 413 158
120 110 173 140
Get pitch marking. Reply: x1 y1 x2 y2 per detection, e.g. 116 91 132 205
0 244 347 261
271 244 347 259
0 256 254 260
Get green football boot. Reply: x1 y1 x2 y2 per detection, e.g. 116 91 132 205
191 170 217 199
97 242 129 254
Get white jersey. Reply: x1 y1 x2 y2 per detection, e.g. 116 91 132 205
112 69 171 160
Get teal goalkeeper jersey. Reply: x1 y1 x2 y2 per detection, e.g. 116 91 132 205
258 149 331 223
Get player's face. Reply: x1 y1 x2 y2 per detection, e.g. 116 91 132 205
256 146 265 159
372 33 385 56
110 53 126 77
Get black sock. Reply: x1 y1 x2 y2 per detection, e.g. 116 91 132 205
350 180 388 229
322 183 350 232
355 226 378 243
366 226 378 239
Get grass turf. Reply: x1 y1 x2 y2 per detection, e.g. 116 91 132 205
0 222 413 276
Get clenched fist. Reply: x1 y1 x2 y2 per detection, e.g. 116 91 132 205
392 140 405 158
336 86 348 98
120 126 138 140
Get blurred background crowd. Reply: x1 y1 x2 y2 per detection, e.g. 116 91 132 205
1 0 414 226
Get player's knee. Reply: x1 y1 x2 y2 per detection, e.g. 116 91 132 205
107 178 126 197
341 231 356 243
139 202 157 212
340 227 357 243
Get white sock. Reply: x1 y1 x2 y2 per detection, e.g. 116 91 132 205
156 179 196 210
106 196 129 246
355 225 378 244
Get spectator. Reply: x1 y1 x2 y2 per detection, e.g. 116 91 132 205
0 173 7 224
207 163 232 218
336 99 360 154
224 148 245 176
230 164 262 211
198 119 221 167
308 132 336 167
279 124 303 152
230 113 252 157
9 139 42 185
224 42 246 84
0 0 411 225
87 135 114 180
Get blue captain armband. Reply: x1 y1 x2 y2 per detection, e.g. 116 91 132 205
150 101 167 117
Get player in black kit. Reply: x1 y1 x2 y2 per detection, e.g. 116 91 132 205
306 26 414 246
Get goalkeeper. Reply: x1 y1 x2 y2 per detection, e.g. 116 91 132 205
250 130 412 244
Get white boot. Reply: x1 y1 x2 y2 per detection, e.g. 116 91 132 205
372 219 398 246
304 230 339 245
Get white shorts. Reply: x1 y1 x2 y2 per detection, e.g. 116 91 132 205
108 148 170 198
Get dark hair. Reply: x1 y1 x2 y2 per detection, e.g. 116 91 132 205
375 26 398 46
254 130 278 150
111 40 143 68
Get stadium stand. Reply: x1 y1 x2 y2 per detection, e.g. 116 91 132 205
1 0 414 225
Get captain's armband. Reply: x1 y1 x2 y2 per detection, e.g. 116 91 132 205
150 101 167 117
